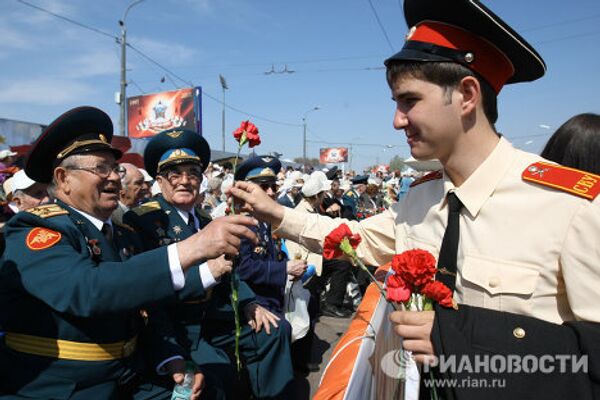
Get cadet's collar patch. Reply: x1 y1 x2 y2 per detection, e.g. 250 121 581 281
522 161 600 200
410 170 443 187
26 227 61 250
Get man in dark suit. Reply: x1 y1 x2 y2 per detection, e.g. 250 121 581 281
0 107 258 400
125 131 293 399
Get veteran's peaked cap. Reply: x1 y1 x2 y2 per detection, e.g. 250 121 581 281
25 106 121 183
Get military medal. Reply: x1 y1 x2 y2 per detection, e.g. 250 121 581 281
87 239 102 257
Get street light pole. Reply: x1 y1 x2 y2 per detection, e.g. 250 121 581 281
302 106 320 162
118 0 146 137
219 74 228 152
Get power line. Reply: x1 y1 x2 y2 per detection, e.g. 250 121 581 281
366 0 396 52
16 0 117 40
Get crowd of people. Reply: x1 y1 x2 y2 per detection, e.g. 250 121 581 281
1 0 600 399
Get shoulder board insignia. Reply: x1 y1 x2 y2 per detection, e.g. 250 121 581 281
132 201 162 216
26 204 68 219
26 227 62 250
522 161 600 200
410 170 443 187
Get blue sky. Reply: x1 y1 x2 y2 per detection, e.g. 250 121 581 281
2 0 600 172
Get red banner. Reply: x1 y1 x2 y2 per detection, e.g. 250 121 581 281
127 87 200 138
320 147 348 164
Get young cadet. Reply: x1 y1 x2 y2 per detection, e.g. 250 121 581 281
0 107 258 400
230 1 600 398
124 131 293 399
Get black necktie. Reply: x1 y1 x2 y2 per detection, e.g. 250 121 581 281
435 192 463 293
187 214 198 234
101 223 113 243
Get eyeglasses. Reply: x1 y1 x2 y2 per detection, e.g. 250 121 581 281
259 183 278 192
161 168 203 184
66 164 121 179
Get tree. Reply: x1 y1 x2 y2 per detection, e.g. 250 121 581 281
389 155 406 172
293 157 320 167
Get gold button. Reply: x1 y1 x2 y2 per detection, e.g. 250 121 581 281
513 327 526 339
488 277 500 288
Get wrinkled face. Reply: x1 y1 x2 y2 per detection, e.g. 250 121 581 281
13 183 49 211
58 152 121 220
121 168 148 207
391 76 462 162
156 163 202 211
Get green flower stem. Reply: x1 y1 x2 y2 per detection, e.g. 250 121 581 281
230 269 242 372
339 239 399 311
229 140 244 372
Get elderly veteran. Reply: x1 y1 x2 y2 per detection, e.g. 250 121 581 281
0 107 257 400
125 134 292 399
236 155 307 318
230 0 600 398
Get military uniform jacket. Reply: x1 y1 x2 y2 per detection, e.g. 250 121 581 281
238 220 287 315
124 196 256 357
274 138 600 396
0 200 191 398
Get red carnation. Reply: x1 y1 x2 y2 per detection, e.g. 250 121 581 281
391 249 437 288
323 223 361 260
422 281 454 308
233 120 261 148
386 273 411 303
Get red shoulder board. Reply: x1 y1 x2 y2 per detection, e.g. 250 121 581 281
410 170 443 187
522 161 600 200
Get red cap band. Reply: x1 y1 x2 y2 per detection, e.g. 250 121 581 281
408 21 515 93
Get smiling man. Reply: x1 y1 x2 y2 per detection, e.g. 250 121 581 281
124 130 293 399
230 0 600 398
0 107 258 400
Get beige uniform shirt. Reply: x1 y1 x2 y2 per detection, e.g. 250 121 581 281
284 199 324 275
275 138 600 324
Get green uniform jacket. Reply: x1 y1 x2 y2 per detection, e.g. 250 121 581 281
0 200 203 399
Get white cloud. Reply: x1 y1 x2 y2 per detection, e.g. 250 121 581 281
69 47 120 78
129 36 198 66
0 79 95 106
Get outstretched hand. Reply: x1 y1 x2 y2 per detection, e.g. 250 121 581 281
228 181 285 225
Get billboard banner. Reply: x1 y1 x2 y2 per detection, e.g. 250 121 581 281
127 87 202 138
320 147 348 164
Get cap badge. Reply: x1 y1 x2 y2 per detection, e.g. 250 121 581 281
405 26 417 41
167 131 183 138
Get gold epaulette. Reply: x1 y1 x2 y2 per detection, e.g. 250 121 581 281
131 201 162 216
522 161 600 200
410 170 443 187
26 204 68 218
